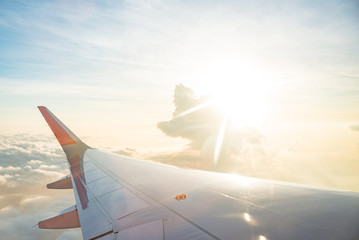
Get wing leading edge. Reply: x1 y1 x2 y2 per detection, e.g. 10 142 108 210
37 107 359 240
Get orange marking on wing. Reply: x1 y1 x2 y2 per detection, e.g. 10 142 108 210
175 194 187 201
38 106 76 146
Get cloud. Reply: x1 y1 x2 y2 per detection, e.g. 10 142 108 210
350 125 359 132
153 84 359 193
0 166 21 172
39 164 60 170
20 196 51 209
0 174 9 185
0 133 69 188
147 148 202 169
28 160 42 164
0 134 81 240
113 147 138 157
156 84 272 173
157 84 222 148
0 195 81 240
0 134 68 186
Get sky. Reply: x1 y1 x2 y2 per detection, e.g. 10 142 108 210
0 0 359 239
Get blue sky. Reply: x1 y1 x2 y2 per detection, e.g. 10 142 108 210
0 0 358 161
1 0 358 122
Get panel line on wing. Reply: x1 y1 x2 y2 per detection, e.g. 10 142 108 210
88 153 220 240
215 190 349 236
78 160 151 224
87 177 123 198
89 230 114 240
78 177 114 224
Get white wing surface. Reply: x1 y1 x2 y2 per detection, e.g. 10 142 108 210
37 106 359 240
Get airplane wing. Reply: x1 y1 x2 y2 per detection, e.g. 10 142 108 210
37 106 359 240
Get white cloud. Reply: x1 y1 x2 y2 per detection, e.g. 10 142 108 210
0 134 79 239
20 196 51 208
0 195 81 240
0 166 21 172
24 166 32 170
39 164 59 170
33 169 64 178
28 160 42 164
0 134 68 187
0 174 9 185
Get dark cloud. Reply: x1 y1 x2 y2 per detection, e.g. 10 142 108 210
349 125 359 132
0 134 81 240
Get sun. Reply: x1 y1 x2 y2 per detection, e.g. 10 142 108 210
197 59 273 128
210 80 267 128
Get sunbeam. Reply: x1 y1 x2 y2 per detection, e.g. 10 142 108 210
173 102 212 119
214 116 228 165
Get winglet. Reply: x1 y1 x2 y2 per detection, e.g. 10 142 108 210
38 106 79 146
38 106 90 210
38 106 89 162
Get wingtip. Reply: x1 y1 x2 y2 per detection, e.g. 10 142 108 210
37 106 78 146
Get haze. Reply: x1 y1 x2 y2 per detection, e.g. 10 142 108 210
0 1 358 239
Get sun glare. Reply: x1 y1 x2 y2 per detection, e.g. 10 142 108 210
177 59 275 165
198 59 273 128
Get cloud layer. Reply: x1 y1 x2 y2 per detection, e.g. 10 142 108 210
0 134 81 240
154 85 359 192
